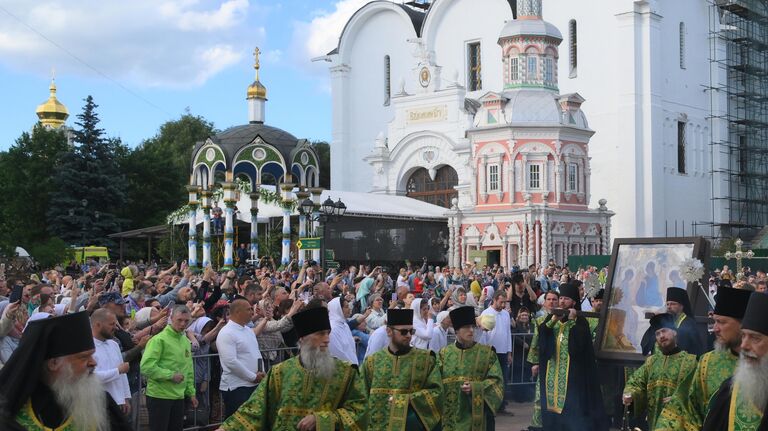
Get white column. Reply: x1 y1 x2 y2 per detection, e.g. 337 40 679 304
330 64 351 191
526 217 534 267
280 183 295 266
186 186 199 269
295 190 310 266
201 190 211 268
541 216 549 265
534 220 541 266
309 188 323 263
250 191 260 264
221 182 236 269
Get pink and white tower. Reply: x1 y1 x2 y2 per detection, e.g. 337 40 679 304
447 0 613 268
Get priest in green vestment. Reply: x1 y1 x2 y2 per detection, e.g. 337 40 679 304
360 308 443 431
538 283 608 430
437 306 503 431
656 287 752 431
622 313 697 431
218 306 367 431
527 290 559 431
702 292 768 431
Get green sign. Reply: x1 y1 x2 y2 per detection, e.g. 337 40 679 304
326 260 340 269
297 237 321 250
468 250 487 267
325 249 335 260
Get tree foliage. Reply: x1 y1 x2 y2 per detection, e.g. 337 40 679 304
122 112 215 229
0 124 69 257
47 96 128 248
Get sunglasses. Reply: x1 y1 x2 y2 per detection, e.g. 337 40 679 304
389 327 415 336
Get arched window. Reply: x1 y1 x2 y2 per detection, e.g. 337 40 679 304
569 19 577 78
405 166 458 208
679 22 686 70
384 55 391 106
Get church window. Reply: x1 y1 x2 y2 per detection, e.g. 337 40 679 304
467 42 482 91
488 164 500 192
567 163 578 192
528 164 541 189
677 121 687 174
406 166 459 208
510 57 519 81
679 22 686 70
569 20 577 78
384 55 391 106
527 56 538 81
545 57 554 83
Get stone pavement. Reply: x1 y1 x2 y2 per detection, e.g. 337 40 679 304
495 401 534 430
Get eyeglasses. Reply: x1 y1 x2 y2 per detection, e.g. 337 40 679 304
389 327 415 336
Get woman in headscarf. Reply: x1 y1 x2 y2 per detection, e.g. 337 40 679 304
410 298 434 349
328 297 359 365
450 287 484 315
365 294 386 332
355 276 375 310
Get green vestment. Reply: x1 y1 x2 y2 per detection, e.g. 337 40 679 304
725 381 764 431
221 355 367 431
15 400 78 431
527 314 547 429
437 342 504 431
361 347 443 431
624 349 697 431
655 349 738 431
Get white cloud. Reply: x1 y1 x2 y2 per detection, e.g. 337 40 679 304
0 0 258 88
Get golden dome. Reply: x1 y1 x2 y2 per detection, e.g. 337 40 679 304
36 79 69 128
246 47 267 100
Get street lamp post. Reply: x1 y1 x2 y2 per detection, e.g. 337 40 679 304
298 196 346 272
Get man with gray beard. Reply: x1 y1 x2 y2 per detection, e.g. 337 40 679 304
217 306 367 430
0 311 130 430
703 292 768 431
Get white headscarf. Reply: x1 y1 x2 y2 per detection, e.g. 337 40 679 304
410 298 433 349
328 297 358 365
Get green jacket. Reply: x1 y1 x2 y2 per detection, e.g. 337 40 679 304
140 325 195 400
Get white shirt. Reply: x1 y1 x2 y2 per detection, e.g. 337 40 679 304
428 325 449 353
480 306 512 354
216 320 263 391
93 338 131 406
581 297 594 312
365 326 389 359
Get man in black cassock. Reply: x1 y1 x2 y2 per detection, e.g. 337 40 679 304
537 282 609 431
641 286 704 356
0 311 131 431
703 292 768 431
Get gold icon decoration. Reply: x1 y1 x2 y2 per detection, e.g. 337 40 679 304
419 67 431 88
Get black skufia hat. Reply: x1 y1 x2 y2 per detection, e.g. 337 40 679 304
559 283 581 309
741 292 768 336
713 287 752 320
387 308 413 326
666 287 693 316
594 289 605 300
292 307 331 338
449 306 476 331
649 313 677 332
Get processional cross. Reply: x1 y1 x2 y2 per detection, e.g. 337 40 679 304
724 238 755 281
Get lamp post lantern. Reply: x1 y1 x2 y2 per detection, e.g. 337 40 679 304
298 194 346 271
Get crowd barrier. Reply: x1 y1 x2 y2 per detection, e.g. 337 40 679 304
133 334 536 430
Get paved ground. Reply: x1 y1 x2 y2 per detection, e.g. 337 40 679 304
496 401 534 430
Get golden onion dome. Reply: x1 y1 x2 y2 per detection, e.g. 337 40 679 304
36 79 69 128
246 47 267 100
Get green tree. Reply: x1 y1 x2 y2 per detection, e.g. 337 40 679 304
47 96 128 248
311 141 331 189
122 112 215 230
0 124 69 255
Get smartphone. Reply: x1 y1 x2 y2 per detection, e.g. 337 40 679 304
9 284 23 303
391 293 397 302
257 358 264 373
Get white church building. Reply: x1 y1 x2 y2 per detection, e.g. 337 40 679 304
321 0 763 252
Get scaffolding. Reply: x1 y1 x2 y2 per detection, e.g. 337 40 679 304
708 0 768 242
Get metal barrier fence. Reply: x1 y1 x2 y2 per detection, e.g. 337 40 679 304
136 334 536 430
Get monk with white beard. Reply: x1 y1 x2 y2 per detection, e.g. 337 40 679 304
0 311 131 430
217 305 368 430
703 292 768 431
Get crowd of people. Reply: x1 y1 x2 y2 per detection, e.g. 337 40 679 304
0 256 764 430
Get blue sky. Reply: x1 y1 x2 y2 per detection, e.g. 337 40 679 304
0 0 371 150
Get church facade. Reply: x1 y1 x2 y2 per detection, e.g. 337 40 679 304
323 0 730 246
328 0 613 268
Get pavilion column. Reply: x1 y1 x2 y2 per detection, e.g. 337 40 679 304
526 217 534 267
222 182 237 269
186 186 200 270
250 190 260 264
541 215 549 265
310 188 324 263
280 183 296 266
201 190 212 268
534 220 541 266
295 190 310 266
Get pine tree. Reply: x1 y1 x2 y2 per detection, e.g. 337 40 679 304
47 96 128 248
